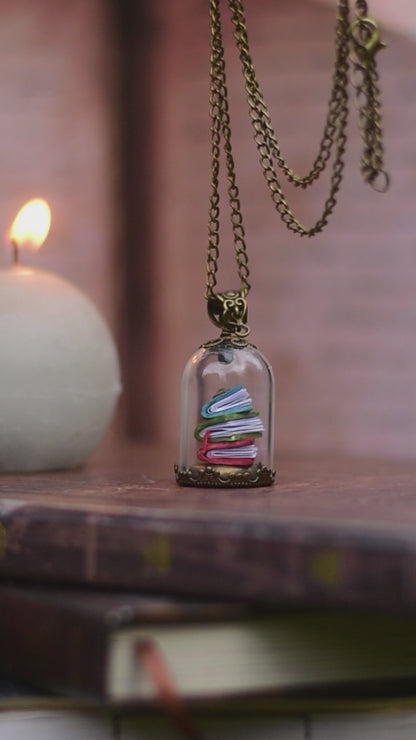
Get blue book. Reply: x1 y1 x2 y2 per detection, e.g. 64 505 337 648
201 385 253 419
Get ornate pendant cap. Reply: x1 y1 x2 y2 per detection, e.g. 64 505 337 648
206 290 250 348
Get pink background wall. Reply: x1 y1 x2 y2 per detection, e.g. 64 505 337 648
2 0 415 461
0 0 117 330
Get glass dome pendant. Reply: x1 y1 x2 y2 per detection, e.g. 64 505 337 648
175 291 276 488
175 0 388 488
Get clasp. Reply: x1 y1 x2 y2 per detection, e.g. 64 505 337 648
350 16 386 67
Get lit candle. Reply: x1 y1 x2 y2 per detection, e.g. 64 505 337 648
0 199 122 472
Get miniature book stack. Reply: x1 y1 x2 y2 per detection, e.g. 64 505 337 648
194 385 264 466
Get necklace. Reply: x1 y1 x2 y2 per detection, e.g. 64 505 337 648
175 0 388 488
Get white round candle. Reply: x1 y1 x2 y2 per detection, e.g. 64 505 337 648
0 266 122 472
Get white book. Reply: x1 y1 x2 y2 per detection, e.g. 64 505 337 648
203 444 258 460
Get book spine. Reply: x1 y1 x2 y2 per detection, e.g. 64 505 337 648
0 587 108 698
0 504 410 609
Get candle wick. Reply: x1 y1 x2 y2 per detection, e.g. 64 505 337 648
11 240 19 266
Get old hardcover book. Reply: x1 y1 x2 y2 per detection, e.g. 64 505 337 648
3 698 416 740
0 446 416 610
2 706 416 740
3 585 416 703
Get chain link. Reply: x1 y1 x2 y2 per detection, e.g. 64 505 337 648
206 0 388 301
229 0 350 196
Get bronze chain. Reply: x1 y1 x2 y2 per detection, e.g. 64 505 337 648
207 0 251 300
206 0 389 325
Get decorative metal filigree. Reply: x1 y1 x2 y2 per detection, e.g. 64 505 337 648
175 461 276 488
204 290 250 347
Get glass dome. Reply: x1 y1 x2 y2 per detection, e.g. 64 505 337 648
175 341 275 487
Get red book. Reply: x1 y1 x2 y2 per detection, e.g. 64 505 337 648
197 433 257 466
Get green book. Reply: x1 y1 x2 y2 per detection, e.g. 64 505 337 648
194 410 263 441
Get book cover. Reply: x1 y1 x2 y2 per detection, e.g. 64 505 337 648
0 448 415 610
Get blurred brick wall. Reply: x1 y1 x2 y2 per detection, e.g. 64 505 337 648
150 0 416 459
0 0 117 329
8 0 413 460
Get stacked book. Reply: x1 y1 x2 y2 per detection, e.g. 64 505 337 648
0 450 416 738
194 385 264 466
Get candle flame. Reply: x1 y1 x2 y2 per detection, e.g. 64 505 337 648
8 198 51 250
